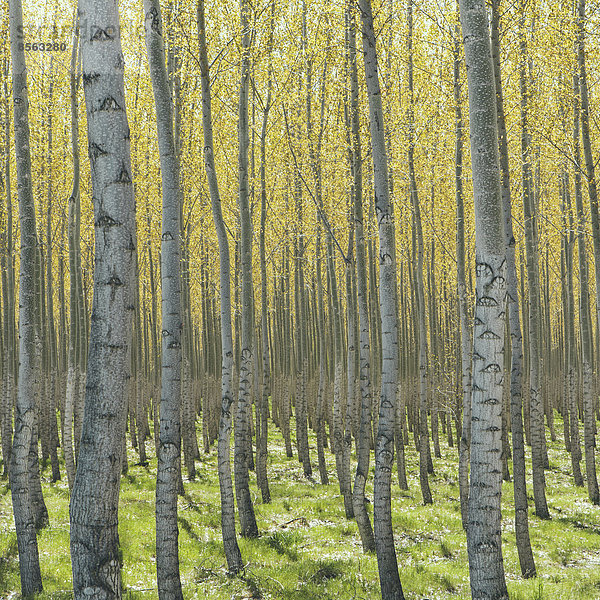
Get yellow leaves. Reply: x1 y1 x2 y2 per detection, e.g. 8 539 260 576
0 0 596 330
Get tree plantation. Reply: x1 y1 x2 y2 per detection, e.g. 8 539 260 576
1 0 600 598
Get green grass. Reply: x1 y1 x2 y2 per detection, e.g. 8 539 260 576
1 413 600 599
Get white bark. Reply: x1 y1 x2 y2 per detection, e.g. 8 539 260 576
197 0 244 572
359 0 404 597
69 2 136 597
8 0 44 593
144 1 185 597
459 0 509 597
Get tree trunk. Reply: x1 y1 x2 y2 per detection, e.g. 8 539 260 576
144 2 185 597
576 0 600 505
518 0 549 520
8 0 44 592
359 0 404 597
491 0 536 577
65 21 81 491
69 1 137 597
569 69 585 488
1 58 15 480
197 0 244 572
315 228 329 485
256 0 275 505
454 20 472 531
458 0 509 596
44 57 61 483
407 0 433 506
348 0 375 551
234 0 259 538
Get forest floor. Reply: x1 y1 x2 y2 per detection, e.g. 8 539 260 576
1 415 600 599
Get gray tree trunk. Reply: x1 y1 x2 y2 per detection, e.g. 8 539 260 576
407 0 433 506
348 0 375 552
458 0 509 596
197 0 244 572
454 21 472 531
69 1 137 597
44 57 61 483
234 0 259 538
518 1 549 520
569 69 585 488
65 21 81 491
576 0 600 506
256 0 275 505
344 219 357 518
1 59 15 480
359 0 404 597
315 228 329 485
8 0 44 592
491 0 536 577
144 2 184 598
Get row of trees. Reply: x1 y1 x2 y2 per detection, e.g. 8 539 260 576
1 0 600 599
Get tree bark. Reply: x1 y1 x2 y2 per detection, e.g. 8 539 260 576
8 0 44 592
458 0 509 596
491 0 536 577
44 56 61 483
197 0 244 572
256 0 275 505
454 19 472 531
144 2 185 597
65 20 81 491
518 0 549 519
348 0 375 552
569 69 585 488
576 0 600 505
234 0 259 538
359 0 404 597
1 58 15 481
69 1 137 597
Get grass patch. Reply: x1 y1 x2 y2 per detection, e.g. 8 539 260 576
0 413 599 599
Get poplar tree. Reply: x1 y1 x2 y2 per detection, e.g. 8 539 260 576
8 0 44 592
197 0 244 572
144 0 184 597
459 0 509 596
69 1 137 596
360 0 404 596
576 0 600 506
491 0 536 576
234 0 259 538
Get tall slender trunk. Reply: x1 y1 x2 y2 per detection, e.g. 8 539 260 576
491 0 536 577
454 19 471 530
144 2 184 598
1 58 15 480
234 0 258 538
329 235 352 516
407 0 433 505
576 0 600 505
315 228 329 484
8 0 44 593
348 0 375 551
65 20 81 491
256 0 275 505
518 0 549 520
569 68 585 488
197 0 243 572
359 0 404 597
30 234 48 530
304 9 329 485
45 56 61 483
69 1 137 597
459 0 509 596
